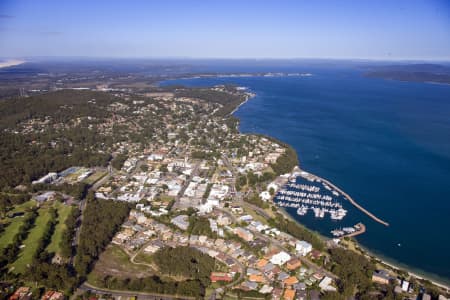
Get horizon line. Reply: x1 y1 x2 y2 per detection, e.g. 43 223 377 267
1 56 450 63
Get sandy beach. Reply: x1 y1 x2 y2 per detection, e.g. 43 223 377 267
0 59 25 68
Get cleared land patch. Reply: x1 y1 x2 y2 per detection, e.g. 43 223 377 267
87 244 154 286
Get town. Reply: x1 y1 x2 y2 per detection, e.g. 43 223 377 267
0 85 448 300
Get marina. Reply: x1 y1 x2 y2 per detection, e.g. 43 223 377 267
274 171 349 222
274 169 389 228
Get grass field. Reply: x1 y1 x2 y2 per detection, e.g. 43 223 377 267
0 201 37 251
11 207 52 274
46 202 74 255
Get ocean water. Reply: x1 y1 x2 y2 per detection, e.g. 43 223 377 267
161 67 450 285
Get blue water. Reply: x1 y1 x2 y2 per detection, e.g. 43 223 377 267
161 67 450 284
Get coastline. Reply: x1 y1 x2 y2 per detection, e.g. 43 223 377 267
277 168 450 291
230 94 252 115
159 76 450 292
0 59 25 69
230 87 450 292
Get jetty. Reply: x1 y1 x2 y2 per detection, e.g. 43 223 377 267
299 169 390 227
339 223 366 239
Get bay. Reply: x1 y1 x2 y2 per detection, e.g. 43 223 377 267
161 66 450 285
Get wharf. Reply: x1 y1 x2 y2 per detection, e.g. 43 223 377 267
339 223 366 239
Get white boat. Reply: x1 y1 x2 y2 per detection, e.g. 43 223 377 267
296 206 308 216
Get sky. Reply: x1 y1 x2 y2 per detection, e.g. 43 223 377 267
0 0 449 60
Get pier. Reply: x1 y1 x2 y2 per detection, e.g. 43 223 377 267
299 169 390 227
338 223 366 239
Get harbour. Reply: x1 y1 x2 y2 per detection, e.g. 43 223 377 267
161 68 450 285
274 168 389 232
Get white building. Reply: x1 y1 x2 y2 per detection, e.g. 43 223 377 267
319 276 336 291
259 191 271 201
171 215 189 231
401 280 410 292
270 251 291 266
296 241 312 256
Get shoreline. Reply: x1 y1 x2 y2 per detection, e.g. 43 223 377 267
229 87 450 292
0 59 25 69
230 92 255 115
277 173 450 291
159 76 450 292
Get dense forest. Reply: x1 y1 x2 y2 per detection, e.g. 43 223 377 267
59 208 80 258
188 215 216 238
271 146 299 175
153 246 216 287
0 90 119 189
328 248 375 298
270 213 325 251
0 90 117 129
174 87 247 116
74 194 130 278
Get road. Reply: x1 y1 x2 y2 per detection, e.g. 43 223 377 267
173 160 201 210
76 282 193 300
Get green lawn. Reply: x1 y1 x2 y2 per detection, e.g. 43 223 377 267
0 201 37 251
11 207 52 274
9 200 37 215
0 217 25 251
46 202 74 255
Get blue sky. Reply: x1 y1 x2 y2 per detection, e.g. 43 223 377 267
0 0 449 60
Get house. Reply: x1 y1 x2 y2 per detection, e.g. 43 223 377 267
270 251 291 266
310 249 322 260
278 272 290 281
401 280 410 292
9 287 32 300
249 275 265 283
239 215 253 222
296 241 312 256
259 191 271 201
41 291 64 300
234 227 254 241
259 285 274 294
263 262 275 273
283 288 296 300
293 282 306 291
319 276 336 291
231 206 243 214
284 276 299 286
247 268 261 276
287 258 302 270
171 215 189 230
372 270 390 285
256 258 268 269
217 215 231 226
241 281 258 290
296 290 307 300
272 288 283 300
210 272 233 283
422 294 432 300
